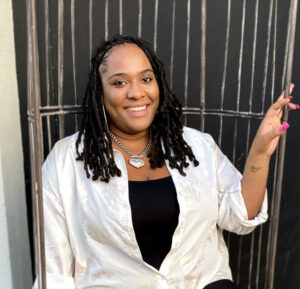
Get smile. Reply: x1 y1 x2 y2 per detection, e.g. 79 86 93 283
126 105 147 111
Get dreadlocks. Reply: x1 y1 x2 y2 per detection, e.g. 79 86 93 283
76 34 199 182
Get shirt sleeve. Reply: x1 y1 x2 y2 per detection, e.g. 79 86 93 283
32 144 76 289
214 141 268 235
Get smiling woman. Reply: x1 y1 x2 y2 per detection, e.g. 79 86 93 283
34 34 298 289
99 43 160 136
75 35 199 183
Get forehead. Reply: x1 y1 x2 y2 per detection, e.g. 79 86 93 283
100 43 152 74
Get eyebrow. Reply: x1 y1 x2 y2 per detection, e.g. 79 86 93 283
107 68 154 80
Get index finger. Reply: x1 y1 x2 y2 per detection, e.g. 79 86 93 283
277 83 295 101
272 97 292 110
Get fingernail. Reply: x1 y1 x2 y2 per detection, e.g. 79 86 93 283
295 104 300 109
287 95 293 99
291 83 295 92
280 123 290 132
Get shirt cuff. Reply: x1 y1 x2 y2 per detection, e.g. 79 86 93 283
229 181 268 234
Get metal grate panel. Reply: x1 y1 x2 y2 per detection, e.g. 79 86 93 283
26 0 298 288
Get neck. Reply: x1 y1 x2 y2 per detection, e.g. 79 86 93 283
108 125 150 155
108 125 149 142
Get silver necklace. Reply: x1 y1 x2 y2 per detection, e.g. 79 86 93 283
108 130 152 168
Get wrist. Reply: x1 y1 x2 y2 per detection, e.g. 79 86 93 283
247 148 272 162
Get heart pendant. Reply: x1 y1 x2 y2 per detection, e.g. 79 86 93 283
129 158 145 168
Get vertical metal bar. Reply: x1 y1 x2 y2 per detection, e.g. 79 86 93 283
236 235 243 286
245 0 259 194
261 0 275 113
71 0 78 131
218 117 223 147
44 0 52 150
264 148 279 289
267 1 298 288
232 118 240 286
89 0 93 62
105 0 109 40
220 0 231 111
255 0 277 288
58 0 64 138
259 2 278 288
232 118 238 271
236 0 246 112
169 0 176 89
44 0 50 107
138 0 142 38
249 0 259 114
247 231 255 289
183 0 191 126
281 2 293 91
246 2 259 287
255 225 263 289
153 0 158 52
27 0 36 276
27 0 46 286
219 0 231 147
200 0 206 132
28 122 38 275
264 3 278 288
232 120 238 165
271 0 278 104
235 3 246 282
119 0 123 35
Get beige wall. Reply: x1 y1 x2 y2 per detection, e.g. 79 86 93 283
0 0 32 288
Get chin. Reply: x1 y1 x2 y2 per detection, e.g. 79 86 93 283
128 126 151 134
124 119 154 133
125 123 152 134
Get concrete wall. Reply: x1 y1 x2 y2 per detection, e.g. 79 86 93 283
0 0 32 288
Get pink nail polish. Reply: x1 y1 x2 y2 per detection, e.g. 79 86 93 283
295 104 300 109
280 123 290 132
287 96 293 99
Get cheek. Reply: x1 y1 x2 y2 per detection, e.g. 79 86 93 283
102 89 122 107
148 83 160 101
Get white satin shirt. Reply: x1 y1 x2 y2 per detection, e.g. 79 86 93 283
33 127 268 289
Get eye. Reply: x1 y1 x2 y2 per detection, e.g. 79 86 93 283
142 76 153 83
112 80 126 87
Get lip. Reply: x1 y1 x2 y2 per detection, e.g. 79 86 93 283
124 103 150 108
125 104 149 116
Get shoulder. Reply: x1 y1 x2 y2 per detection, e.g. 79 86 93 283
53 132 79 155
43 132 79 168
182 126 216 149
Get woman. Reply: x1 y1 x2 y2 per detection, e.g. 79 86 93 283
36 35 297 289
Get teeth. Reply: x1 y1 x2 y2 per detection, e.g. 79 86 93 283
127 105 147 111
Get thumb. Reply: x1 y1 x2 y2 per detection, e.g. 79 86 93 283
279 122 290 134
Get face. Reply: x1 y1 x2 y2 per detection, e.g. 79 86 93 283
99 43 160 136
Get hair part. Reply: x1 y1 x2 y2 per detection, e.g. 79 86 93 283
76 34 199 182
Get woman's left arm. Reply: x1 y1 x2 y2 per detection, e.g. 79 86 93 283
241 84 298 219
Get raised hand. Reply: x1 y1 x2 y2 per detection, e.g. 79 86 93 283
250 83 299 157
241 83 299 219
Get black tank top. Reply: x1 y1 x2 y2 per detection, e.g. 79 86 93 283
128 176 179 270
128 176 238 288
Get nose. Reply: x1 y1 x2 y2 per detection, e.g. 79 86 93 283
126 80 145 99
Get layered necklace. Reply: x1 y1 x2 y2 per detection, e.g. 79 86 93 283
108 130 152 168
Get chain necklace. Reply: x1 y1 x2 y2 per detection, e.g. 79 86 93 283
108 130 152 168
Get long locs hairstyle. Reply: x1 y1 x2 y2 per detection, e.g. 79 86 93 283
76 34 199 182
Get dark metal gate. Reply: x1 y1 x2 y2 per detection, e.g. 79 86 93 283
26 0 298 288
